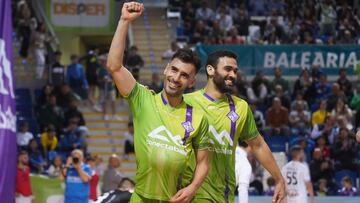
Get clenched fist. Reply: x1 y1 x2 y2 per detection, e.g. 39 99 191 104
121 2 144 22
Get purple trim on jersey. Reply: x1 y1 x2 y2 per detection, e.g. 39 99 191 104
161 93 167 105
226 94 238 140
203 92 215 102
224 174 229 201
182 105 193 145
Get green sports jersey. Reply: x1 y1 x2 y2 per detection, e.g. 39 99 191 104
125 83 209 201
183 89 259 203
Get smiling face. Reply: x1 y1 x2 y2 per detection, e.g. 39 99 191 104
208 57 238 93
163 58 196 97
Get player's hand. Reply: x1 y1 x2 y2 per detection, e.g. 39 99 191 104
356 131 360 142
169 185 195 203
272 179 286 203
120 2 144 22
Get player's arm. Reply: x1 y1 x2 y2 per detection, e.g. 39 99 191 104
247 136 286 203
306 181 315 203
170 150 208 203
107 2 144 97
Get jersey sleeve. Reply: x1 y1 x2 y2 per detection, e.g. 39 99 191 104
240 105 260 141
123 83 152 117
192 114 210 151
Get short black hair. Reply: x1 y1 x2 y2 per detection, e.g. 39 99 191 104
290 145 303 159
171 49 201 73
206 50 237 76
118 177 135 187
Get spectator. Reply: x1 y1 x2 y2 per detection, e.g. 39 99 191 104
248 70 269 104
67 54 89 100
234 70 248 99
47 155 63 179
249 101 265 132
319 0 337 35
311 115 337 143
125 46 144 80
271 67 289 94
332 128 357 171
148 72 163 93
248 0 268 16
36 84 54 108
63 149 92 203
195 0 214 23
268 85 291 110
331 98 352 121
94 155 106 177
33 22 51 79
289 100 311 135
263 17 286 44
124 122 134 157
264 177 275 196
84 48 100 111
327 83 347 111
337 68 353 100
312 100 329 127
102 154 124 193
181 1 196 36
233 7 250 36
59 118 84 157
316 179 329 196
27 139 46 173
16 151 34 203
97 55 118 120
215 8 233 32
38 93 63 131
315 136 331 160
207 20 225 44
337 176 358 196
40 124 58 160
265 97 290 136
191 20 210 44
16 121 34 150
338 29 356 44
224 27 245 44
290 93 309 111
315 74 331 102
94 178 135 203
350 84 360 129
309 148 333 183
87 157 100 202
64 99 86 127
49 51 65 91
162 41 179 60
292 68 312 100
18 3 36 58
57 84 78 109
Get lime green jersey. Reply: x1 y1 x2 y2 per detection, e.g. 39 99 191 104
125 83 209 201
183 89 259 203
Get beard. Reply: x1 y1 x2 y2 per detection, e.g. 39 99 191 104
213 71 235 93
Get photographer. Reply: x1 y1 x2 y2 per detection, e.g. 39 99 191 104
62 149 92 203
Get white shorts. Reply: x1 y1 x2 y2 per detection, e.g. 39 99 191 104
15 194 33 203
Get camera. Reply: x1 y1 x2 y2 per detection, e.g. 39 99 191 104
72 157 79 164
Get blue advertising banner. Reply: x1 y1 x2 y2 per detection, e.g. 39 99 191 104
0 0 17 202
197 44 360 75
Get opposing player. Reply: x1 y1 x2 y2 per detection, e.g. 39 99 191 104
235 142 252 203
183 50 285 203
107 2 209 202
281 145 314 203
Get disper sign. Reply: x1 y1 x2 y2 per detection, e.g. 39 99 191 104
46 0 115 33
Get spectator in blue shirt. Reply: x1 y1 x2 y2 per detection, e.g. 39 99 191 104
27 139 46 173
63 149 92 203
59 118 84 157
315 74 331 102
67 54 89 100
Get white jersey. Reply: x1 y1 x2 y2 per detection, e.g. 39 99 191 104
235 146 252 185
281 161 310 203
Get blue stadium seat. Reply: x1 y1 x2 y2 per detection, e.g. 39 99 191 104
264 135 289 152
15 88 31 102
335 170 357 188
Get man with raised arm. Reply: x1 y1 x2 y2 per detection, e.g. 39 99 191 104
107 2 209 202
183 50 286 203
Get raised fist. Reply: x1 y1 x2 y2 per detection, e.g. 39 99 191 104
121 2 144 22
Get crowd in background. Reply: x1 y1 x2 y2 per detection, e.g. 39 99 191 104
178 0 360 45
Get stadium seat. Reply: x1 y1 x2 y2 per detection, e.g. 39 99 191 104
264 135 289 152
15 88 31 102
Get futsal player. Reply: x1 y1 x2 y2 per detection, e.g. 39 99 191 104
182 50 285 203
107 2 209 202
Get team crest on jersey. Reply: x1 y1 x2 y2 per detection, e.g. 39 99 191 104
182 121 194 133
227 111 239 122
